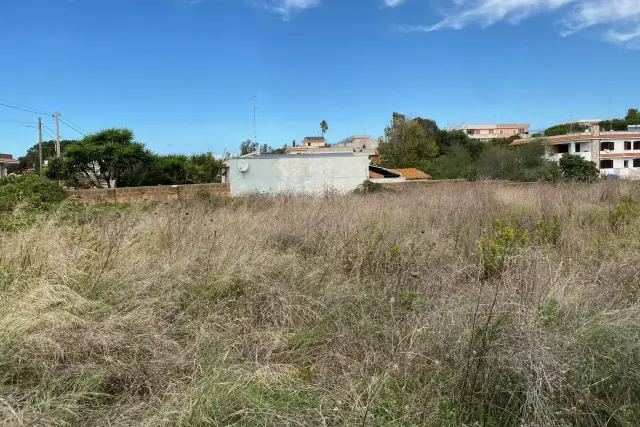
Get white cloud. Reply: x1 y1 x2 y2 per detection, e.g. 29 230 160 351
383 0 408 7
395 0 640 47
257 0 320 19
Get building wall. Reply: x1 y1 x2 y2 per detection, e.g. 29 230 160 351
226 155 370 196
68 183 230 204
546 136 640 178
0 164 6 177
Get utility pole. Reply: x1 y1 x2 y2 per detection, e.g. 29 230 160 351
38 117 43 178
53 112 60 157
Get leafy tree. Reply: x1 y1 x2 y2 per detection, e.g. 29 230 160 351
378 116 438 168
626 108 640 122
16 140 78 173
265 145 288 154
545 123 588 136
45 128 151 188
559 154 600 182
320 120 328 138
413 118 439 135
118 153 224 187
435 130 481 158
421 143 475 179
474 140 557 182
240 140 258 155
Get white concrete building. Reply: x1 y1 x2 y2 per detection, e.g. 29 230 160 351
224 153 369 196
514 125 640 179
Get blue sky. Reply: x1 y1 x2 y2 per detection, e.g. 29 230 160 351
1 0 639 156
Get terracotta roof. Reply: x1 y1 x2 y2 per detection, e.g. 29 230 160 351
600 152 640 158
369 171 384 179
0 158 18 164
512 133 640 145
390 168 432 180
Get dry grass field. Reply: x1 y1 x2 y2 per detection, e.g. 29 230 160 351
2 181 640 426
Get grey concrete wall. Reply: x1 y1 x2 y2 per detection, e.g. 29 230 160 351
227 155 369 196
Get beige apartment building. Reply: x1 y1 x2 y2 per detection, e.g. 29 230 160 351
447 124 531 142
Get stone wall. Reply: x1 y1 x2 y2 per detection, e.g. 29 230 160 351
67 183 230 204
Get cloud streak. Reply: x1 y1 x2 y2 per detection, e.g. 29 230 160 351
256 0 320 19
395 0 640 47
383 0 408 7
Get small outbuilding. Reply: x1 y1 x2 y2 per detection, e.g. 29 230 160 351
224 153 370 196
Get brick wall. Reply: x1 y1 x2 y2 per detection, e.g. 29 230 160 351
67 183 230 204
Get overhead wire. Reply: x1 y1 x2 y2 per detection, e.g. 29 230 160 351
0 98 52 116
1 97 91 139
58 117 87 137
59 114 89 134
0 118 35 125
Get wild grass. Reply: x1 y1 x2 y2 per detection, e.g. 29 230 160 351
2 181 640 426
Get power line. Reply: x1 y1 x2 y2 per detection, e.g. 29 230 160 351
58 117 87 137
41 128 56 139
0 98 51 115
59 114 89 134
0 117 35 125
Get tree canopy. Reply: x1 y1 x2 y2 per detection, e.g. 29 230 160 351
240 140 259 155
16 140 78 173
320 120 328 138
46 128 151 188
378 114 438 168
118 153 224 187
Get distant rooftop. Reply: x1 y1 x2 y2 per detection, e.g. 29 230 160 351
303 136 326 141
228 152 356 160
448 123 530 129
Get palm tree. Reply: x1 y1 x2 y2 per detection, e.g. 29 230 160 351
320 120 328 139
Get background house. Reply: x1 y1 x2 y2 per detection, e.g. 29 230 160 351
447 124 531 142
513 124 640 179
0 154 18 177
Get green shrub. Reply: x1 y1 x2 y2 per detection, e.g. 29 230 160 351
353 180 387 195
0 175 67 212
559 154 600 182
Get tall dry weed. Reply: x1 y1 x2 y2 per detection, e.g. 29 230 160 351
1 181 640 426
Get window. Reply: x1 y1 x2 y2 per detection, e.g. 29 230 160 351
467 130 474 135
513 129 518 134
553 144 569 154
600 159 614 169
625 141 632 150
575 143 581 153
499 130 504 135
600 142 614 151
634 159 640 168
489 129 494 135
624 160 629 168
634 141 640 150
